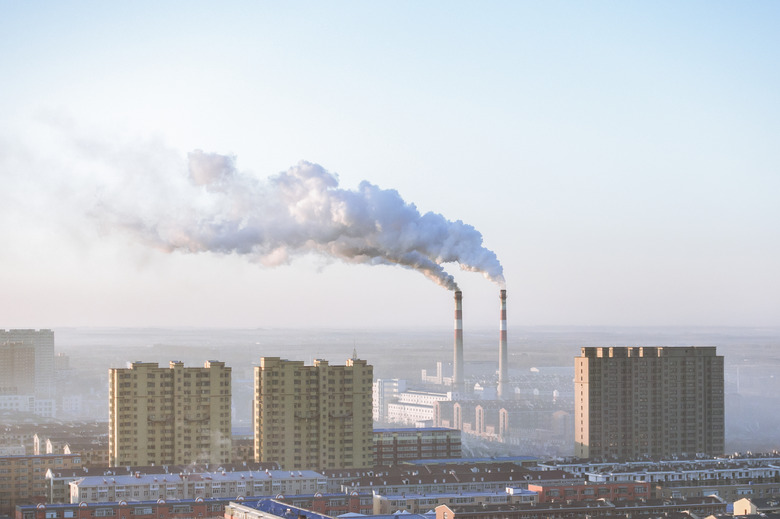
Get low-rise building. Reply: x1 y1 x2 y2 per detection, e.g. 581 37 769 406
434 496 727 519
17 493 374 519
16 498 228 519
373 428 461 466
733 496 780 516
341 466 580 495
374 488 537 514
0 453 83 516
527 481 650 503
69 469 327 503
537 454 780 504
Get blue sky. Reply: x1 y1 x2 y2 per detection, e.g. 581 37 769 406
1 1 778 328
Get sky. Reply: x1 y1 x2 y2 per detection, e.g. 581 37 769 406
1 1 778 329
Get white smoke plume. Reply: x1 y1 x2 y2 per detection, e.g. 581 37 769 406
99 150 505 291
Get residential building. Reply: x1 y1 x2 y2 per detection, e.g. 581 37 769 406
225 499 334 519
0 453 83 516
69 469 327 503
0 342 36 395
16 499 228 519
374 488 537 514
373 428 460 465
340 464 580 495
108 360 231 467
733 497 780 516
254 357 373 471
20 492 373 519
0 329 55 399
45 462 279 505
433 496 727 519
527 481 650 503
575 346 724 459
537 452 780 501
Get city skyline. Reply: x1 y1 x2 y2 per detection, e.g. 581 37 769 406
1 2 779 329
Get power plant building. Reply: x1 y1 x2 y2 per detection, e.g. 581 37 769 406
575 346 724 459
254 356 373 471
108 360 232 467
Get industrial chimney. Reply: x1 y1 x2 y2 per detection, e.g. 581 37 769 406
453 290 464 395
497 289 508 399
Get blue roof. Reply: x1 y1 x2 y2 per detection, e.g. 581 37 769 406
250 499 335 519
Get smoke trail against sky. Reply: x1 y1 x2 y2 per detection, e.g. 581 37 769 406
98 150 504 291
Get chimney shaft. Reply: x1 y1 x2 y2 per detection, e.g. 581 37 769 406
497 289 508 399
453 290 464 394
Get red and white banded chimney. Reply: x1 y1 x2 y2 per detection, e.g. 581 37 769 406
497 289 508 399
453 290 464 395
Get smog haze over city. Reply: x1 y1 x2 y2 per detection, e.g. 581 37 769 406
2 2 780 456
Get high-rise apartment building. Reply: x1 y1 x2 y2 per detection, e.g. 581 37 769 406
254 357 373 471
0 329 54 398
0 342 36 395
109 360 231 467
575 346 724 459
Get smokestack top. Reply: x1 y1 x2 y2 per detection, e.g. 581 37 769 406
455 290 463 301
500 289 506 300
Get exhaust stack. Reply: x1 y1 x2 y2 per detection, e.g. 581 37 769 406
453 290 464 395
497 289 508 399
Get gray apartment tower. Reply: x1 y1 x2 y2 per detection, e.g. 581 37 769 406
575 346 724 460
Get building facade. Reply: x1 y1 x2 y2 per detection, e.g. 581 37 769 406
527 481 650 503
0 329 55 399
254 357 373 471
373 428 461 465
372 378 406 422
16 499 227 519
0 341 36 396
108 361 231 467
374 488 537 515
575 346 724 459
69 469 327 503
0 453 83 516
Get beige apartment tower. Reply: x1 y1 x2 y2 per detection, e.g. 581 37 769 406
575 346 724 460
109 360 231 467
254 356 373 471
0 329 55 398
0 342 36 395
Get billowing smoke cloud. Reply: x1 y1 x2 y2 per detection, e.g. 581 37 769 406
100 150 504 291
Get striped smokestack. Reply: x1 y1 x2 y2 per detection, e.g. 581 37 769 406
497 289 508 399
453 290 464 395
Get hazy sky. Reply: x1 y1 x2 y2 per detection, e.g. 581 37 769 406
1 2 778 329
